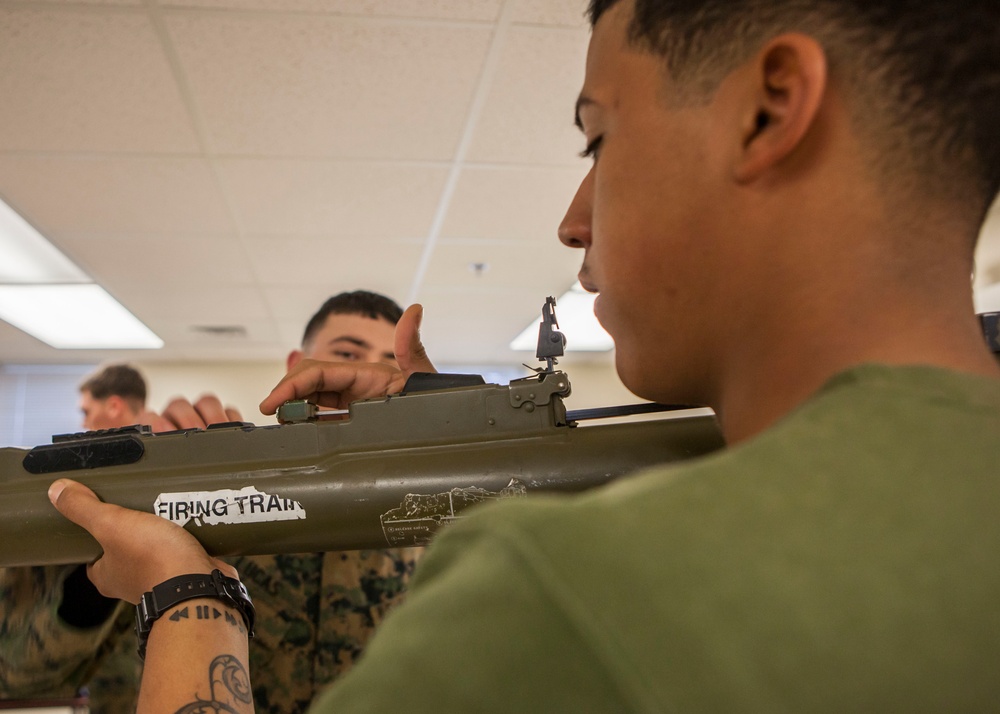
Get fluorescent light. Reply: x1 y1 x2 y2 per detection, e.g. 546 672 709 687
0 198 163 350
0 198 89 284
0 285 163 349
510 282 614 352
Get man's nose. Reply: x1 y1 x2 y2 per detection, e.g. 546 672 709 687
558 168 593 250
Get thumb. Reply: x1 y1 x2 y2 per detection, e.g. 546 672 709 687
395 304 437 375
48 479 107 534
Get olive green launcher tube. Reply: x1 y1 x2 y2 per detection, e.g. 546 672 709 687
0 374 723 567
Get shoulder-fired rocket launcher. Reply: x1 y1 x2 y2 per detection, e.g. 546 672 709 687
0 299 725 567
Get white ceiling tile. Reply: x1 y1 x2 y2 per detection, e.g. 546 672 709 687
466 26 589 165
217 159 450 236
420 239 580 294
135 317 284 361
242 236 424 287
441 165 588 241
54 233 259 293
158 0 501 21
263 282 411 322
276 319 311 351
416 287 549 364
0 156 235 237
0 6 198 152
164 13 493 159
110 286 275 343
145 316 276 343
511 0 588 27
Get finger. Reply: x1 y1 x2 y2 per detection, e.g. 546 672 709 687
160 397 208 430
224 406 244 422
395 304 437 376
192 394 232 425
259 359 406 415
136 410 176 434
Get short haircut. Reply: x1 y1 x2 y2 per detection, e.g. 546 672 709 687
301 291 404 347
588 0 1000 223
80 364 147 413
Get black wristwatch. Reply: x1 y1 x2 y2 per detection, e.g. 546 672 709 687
134 569 255 660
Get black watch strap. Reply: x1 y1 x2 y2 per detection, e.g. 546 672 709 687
134 569 255 660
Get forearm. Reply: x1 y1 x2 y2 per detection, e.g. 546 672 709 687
138 598 253 714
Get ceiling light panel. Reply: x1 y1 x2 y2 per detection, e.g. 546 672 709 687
0 284 163 350
0 198 88 284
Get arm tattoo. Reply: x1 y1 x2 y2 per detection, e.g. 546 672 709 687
174 654 252 714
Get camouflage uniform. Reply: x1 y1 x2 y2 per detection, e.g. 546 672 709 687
0 565 141 712
0 549 421 714
231 550 421 713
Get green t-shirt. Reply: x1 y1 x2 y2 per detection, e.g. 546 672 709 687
312 364 1000 712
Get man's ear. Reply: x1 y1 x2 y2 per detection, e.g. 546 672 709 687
733 33 827 183
286 349 303 372
105 395 125 419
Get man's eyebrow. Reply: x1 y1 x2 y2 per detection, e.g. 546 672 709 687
327 336 371 349
574 95 596 131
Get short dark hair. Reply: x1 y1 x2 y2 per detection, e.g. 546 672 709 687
301 291 404 347
588 0 1000 221
80 364 147 413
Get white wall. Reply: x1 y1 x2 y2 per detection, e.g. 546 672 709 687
135 360 287 426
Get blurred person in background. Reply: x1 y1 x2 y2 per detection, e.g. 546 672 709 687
1 364 150 712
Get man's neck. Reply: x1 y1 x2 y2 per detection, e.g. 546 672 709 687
710 270 1000 444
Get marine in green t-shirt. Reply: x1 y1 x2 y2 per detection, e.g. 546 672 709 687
44 0 1000 711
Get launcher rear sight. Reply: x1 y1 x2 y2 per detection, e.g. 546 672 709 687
535 295 567 374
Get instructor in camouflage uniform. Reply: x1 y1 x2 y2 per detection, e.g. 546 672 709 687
218 291 424 712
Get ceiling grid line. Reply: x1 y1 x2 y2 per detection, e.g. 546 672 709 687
141 0 283 346
405 0 518 306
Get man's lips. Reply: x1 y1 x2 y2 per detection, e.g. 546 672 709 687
577 272 599 294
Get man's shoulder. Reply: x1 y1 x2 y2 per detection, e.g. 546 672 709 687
424 361 1000 583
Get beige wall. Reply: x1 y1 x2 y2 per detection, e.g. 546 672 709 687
135 361 287 426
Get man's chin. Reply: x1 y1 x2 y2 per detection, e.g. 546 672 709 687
613 350 658 402
614 348 700 406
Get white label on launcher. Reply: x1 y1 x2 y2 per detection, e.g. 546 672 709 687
154 486 307 527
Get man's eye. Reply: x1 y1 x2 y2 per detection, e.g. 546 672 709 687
334 351 360 361
579 135 603 160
